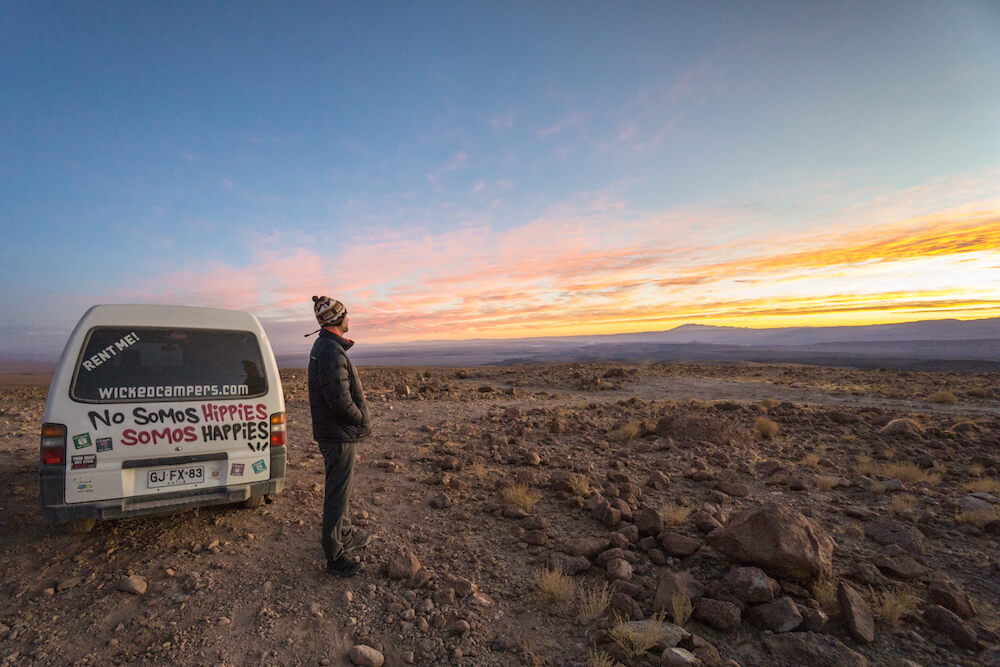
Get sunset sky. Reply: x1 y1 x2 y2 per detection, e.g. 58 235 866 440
2 2 999 358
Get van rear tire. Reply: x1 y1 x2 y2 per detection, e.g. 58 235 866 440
66 518 96 534
243 495 265 509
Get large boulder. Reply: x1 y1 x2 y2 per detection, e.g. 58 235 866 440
706 503 834 581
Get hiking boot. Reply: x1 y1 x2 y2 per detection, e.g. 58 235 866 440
327 555 363 578
344 530 372 552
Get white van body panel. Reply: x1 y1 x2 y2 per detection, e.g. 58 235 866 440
41 305 285 522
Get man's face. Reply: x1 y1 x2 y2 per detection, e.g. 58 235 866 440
341 314 349 334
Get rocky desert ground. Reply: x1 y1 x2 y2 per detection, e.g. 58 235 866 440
1 362 999 666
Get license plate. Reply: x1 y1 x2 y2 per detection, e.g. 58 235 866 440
148 465 205 488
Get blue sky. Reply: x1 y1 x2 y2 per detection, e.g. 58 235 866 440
2 1 999 358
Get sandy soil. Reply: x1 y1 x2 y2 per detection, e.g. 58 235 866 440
1 362 998 666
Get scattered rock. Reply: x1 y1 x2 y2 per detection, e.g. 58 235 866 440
661 646 702 666
561 536 609 559
749 596 802 633
928 575 977 619
706 503 835 580
548 552 590 575
923 604 979 649
388 552 422 580
348 644 384 666
117 575 147 596
606 558 633 582
864 517 926 555
724 566 779 603
693 598 741 632
761 631 869 667
653 570 703 611
838 581 875 644
661 532 701 557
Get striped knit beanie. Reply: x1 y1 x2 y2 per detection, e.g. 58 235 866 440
312 295 346 327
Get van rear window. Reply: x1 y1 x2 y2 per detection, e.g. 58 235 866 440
71 327 268 403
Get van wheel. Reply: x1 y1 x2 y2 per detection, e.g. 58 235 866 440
243 495 265 509
66 518 96 534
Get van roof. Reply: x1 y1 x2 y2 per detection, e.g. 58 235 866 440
77 304 265 332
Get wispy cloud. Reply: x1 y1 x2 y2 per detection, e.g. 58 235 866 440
103 177 1000 350
537 112 585 140
427 151 468 183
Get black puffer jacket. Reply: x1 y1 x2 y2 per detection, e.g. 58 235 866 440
308 330 371 442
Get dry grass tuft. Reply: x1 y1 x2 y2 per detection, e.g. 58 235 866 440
812 576 840 617
503 484 542 512
815 475 839 491
879 462 941 484
577 582 611 624
967 463 985 477
889 493 918 515
955 506 1000 528
966 387 989 398
533 566 577 606
754 416 779 439
662 502 692 526
759 397 781 409
608 422 642 441
586 649 617 667
609 612 669 659
964 478 1000 494
521 639 556 667
798 452 821 469
927 390 958 405
873 586 921 627
470 462 488 481
856 455 878 476
567 473 592 497
671 591 693 626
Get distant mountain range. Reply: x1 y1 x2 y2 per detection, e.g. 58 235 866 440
322 317 1000 371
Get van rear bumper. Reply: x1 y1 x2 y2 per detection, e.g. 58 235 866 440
41 448 286 523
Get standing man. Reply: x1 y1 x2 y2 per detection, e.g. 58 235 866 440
308 295 371 577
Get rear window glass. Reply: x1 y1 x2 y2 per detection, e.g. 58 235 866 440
71 327 268 403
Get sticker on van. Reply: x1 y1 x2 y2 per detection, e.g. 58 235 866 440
73 433 93 449
71 454 97 469
251 459 267 474
96 437 113 452
231 463 245 476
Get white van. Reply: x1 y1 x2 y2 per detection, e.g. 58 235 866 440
40 304 286 533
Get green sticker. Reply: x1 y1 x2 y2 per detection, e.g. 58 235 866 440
73 433 93 450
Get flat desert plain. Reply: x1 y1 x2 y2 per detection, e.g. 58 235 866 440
1 362 998 666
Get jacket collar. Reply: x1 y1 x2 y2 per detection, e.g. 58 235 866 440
320 328 354 351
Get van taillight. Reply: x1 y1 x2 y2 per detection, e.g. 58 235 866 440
270 412 286 447
40 423 67 465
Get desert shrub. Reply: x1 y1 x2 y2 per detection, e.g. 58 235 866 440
608 421 642 441
577 582 611 624
798 453 821 469
879 462 941 484
966 387 989 398
964 478 1000 494
812 577 840 617
815 475 839 491
671 591 693 626
759 397 781 409
754 416 779 439
470 462 488 481
521 639 556 666
586 650 616 667
927 390 958 405
955 506 1000 528
609 612 669 659
533 567 577 606
889 493 917 515
662 502 692 526
454 369 469 379
873 586 920 627
567 473 592 497
503 484 542 512
967 463 985 477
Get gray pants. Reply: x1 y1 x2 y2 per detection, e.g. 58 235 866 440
318 439 355 563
